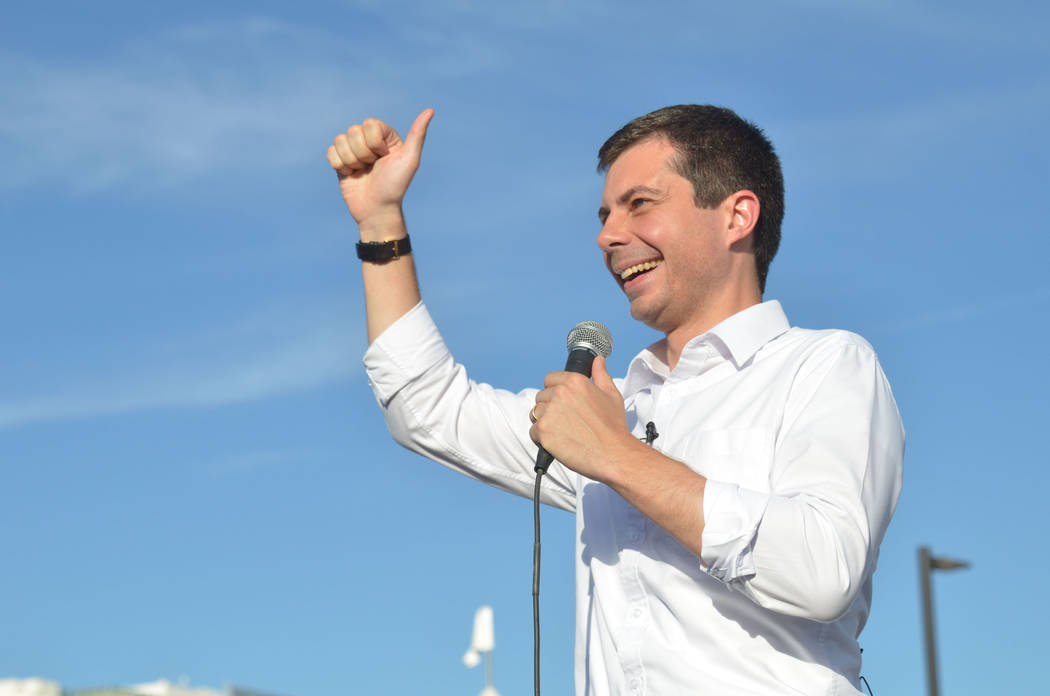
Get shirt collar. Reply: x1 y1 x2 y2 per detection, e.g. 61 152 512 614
624 300 791 388
700 299 791 369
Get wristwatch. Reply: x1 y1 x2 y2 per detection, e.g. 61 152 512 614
356 235 412 262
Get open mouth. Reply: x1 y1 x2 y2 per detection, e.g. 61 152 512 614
620 259 662 283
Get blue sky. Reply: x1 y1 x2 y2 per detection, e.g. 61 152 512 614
2 1 1048 694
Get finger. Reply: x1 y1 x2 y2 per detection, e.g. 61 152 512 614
362 118 392 157
333 133 364 171
326 144 354 176
534 384 570 405
345 125 379 165
591 356 619 395
326 144 345 171
544 370 590 388
543 371 568 388
404 108 435 157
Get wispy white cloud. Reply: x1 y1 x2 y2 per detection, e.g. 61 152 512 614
0 301 365 430
0 50 367 192
0 15 500 194
207 447 317 477
348 0 610 31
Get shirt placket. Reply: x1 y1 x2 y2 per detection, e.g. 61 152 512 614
619 346 725 695
617 503 649 695
616 384 660 696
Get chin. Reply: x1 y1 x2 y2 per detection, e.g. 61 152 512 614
628 301 663 331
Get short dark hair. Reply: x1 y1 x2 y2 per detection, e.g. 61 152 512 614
597 105 784 293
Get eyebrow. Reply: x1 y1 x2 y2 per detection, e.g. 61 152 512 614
597 185 664 223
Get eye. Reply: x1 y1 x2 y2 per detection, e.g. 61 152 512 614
629 197 651 210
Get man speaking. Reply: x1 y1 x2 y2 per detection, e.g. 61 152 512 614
327 105 904 695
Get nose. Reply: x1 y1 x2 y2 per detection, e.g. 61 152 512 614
597 212 629 252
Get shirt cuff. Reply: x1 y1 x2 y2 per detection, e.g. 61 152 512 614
699 479 769 583
362 303 451 406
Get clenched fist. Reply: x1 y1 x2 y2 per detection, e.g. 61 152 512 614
327 109 434 235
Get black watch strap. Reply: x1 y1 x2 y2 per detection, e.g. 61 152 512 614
356 235 411 262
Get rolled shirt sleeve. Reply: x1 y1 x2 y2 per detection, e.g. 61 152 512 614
365 303 451 407
698 339 904 622
699 481 768 582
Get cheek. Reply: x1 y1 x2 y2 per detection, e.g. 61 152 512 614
669 246 712 285
634 219 668 252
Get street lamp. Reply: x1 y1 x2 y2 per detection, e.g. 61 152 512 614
919 546 970 696
463 606 499 696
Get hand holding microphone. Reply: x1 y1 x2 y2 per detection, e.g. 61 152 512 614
531 321 622 476
531 322 614 696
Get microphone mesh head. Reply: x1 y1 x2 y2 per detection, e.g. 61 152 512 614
566 320 613 358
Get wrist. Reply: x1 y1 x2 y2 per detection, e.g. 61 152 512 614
603 434 654 490
356 206 407 242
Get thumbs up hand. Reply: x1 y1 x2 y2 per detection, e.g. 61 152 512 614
327 108 435 235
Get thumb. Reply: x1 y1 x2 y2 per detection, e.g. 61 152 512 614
591 356 619 396
404 108 435 157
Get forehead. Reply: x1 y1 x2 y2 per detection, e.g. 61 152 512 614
601 137 681 196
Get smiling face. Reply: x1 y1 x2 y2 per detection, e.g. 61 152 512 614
597 137 738 339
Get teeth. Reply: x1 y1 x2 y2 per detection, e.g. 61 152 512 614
620 259 662 280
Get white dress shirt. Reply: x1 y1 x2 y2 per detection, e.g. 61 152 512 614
363 300 904 696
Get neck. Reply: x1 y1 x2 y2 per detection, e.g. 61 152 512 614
660 284 762 370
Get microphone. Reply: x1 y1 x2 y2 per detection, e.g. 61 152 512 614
534 320 613 473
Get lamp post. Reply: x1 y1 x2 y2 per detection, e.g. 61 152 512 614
463 606 499 696
919 546 970 696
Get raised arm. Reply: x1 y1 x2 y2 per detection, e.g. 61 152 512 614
344 110 580 508
327 109 434 343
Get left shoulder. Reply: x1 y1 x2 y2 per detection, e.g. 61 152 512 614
765 326 879 361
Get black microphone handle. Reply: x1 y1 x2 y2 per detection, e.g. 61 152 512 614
534 347 597 473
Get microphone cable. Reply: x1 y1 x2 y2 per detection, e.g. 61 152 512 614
533 469 543 696
531 420 656 696
531 320 612 696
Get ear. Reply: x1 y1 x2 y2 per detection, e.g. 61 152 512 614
725 190 760 248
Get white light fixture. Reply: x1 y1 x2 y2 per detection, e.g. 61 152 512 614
463 606 498 696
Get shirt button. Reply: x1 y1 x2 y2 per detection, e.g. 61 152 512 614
631 607 643 619
627 528 640 541
629 678 640 691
